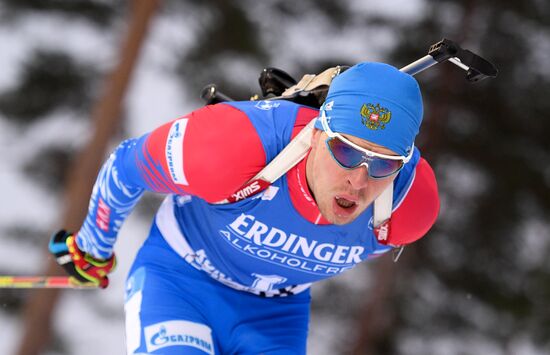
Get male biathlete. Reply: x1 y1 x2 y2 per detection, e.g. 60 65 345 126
50 62 439 354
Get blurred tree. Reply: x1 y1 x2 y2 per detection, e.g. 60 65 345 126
348 0 550 354
168 0 357 102
175 0 268 99
0 50 95 124
0 0 122 26
22 147 72 193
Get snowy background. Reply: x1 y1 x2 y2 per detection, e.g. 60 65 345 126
1 1 549 354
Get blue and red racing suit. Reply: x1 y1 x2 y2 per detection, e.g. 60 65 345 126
76 100 439 354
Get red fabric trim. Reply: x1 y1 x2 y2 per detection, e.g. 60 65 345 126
287 157 331 225
142 120 188 194
286 107 330 224
144 104 267 202
390 158 440 245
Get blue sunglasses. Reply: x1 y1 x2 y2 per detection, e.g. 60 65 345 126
326 136 405 179
319 109 413 179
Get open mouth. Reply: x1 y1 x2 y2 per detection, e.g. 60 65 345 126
335 196 356 208
333 196 358 219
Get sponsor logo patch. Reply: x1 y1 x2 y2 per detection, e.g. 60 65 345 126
374 220 390 243
176 194 193 206
145 320 214 354
232 181 261 201
219 213 365 276
251 273 286 292
255 100 280 111
166 118 189 185
252 185 279 201
228 179 271 202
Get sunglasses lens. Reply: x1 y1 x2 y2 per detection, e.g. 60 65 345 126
327 137 364 168
326 137 403 178
368 158 403 178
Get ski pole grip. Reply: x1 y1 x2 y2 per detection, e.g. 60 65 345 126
459 49 499 82
428 38 459 62
428 38 498 82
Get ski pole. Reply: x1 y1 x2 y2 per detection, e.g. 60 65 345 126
400 38 498 81
201 38 498 105
0 276 100 289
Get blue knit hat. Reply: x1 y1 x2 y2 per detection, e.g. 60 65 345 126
315 62 423 156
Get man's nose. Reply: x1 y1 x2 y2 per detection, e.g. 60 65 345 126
346 164 369 189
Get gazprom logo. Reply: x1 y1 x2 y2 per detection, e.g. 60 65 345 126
151 326 169 346
145 320 214 354
170 122 183 138
165 118 189 185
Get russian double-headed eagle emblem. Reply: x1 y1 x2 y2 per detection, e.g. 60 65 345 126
360 103 392 130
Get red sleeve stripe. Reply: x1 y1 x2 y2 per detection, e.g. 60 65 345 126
137 146 187 194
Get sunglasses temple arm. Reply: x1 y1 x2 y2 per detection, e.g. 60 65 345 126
399 38 498 82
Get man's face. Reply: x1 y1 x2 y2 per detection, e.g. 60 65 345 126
306 129 399 225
